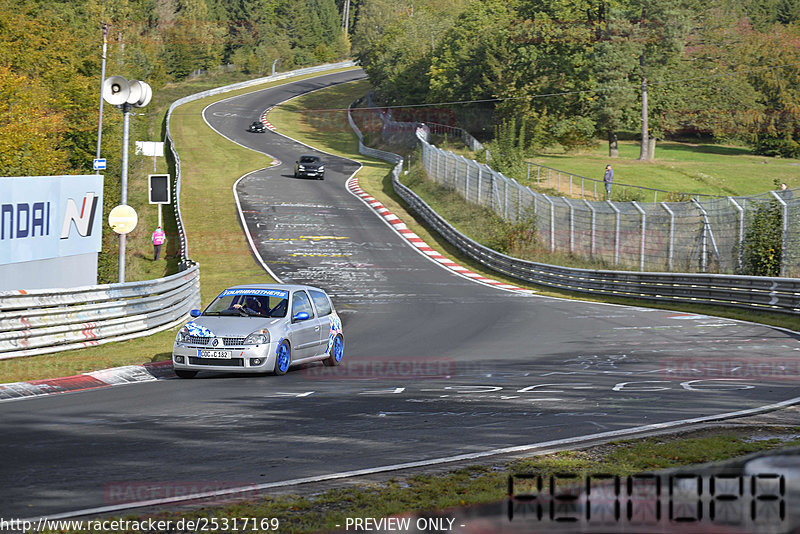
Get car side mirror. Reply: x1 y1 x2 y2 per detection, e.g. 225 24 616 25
292 311 310 322
190 309 201 317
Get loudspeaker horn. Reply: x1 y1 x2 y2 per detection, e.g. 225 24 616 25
132 81 152 108
126 80 143 106
102 75 130 106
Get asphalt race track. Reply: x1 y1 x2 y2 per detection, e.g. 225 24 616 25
2 69 800 520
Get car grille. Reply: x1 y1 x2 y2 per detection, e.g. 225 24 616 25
185 336 246 346
188 357 244 367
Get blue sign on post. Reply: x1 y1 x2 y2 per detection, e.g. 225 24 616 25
93 158 107 170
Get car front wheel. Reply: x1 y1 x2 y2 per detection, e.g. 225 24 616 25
274 341 291 375
175 370 197 379
324 335 344 367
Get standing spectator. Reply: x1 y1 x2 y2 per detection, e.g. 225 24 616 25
152 225 166 260
780 183 793 201
603 164 614 198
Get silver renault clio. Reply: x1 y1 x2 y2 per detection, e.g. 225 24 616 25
172 284 343 378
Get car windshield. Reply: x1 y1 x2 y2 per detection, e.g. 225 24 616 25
299 156 319 164
202 288 288 318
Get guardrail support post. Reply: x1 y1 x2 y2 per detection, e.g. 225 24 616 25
607 200 621 265
660 202 675 271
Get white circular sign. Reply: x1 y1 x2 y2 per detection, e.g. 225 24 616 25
108 204 138 234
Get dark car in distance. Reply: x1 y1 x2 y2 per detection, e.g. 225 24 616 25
248 121 266 133
294 155 325 179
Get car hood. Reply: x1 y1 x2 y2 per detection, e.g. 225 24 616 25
184 316 280 337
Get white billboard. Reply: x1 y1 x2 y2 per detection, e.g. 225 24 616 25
0 175 104 266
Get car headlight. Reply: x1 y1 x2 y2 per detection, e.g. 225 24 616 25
318 166 324 171
177 326 190 343
298 165 305 170
244 329 270 345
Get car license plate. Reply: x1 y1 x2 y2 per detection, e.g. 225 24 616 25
197 349 231 359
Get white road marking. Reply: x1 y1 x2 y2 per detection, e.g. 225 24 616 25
29 394 800 522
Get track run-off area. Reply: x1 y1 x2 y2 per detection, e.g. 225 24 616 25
2 69 800 520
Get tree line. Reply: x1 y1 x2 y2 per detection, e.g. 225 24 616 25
4 0 799 176
351 0 800 160
0 0 350 178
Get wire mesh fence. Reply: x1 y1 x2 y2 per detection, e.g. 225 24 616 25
411 126 800 276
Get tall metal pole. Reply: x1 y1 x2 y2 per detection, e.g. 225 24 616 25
119 103 131 283
342 0 350 33
95 23 108 171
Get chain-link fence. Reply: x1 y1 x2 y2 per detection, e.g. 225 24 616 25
410 127 800 276
349 102 800 314
363 103 800 276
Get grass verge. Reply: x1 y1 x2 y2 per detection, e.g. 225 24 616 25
101 426 800 533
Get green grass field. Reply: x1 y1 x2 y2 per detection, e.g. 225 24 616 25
529 140 800 197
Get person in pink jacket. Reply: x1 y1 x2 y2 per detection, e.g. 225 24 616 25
152 226 166 260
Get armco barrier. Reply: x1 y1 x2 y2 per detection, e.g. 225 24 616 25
0 62 357 360
348 103 800 316
0 265 200 359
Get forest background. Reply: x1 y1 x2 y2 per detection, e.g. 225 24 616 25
2 0 800 279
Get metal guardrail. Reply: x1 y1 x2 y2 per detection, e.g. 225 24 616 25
394 177 800 314
348 103 800 316
0 266 200 359
0 62 358 361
